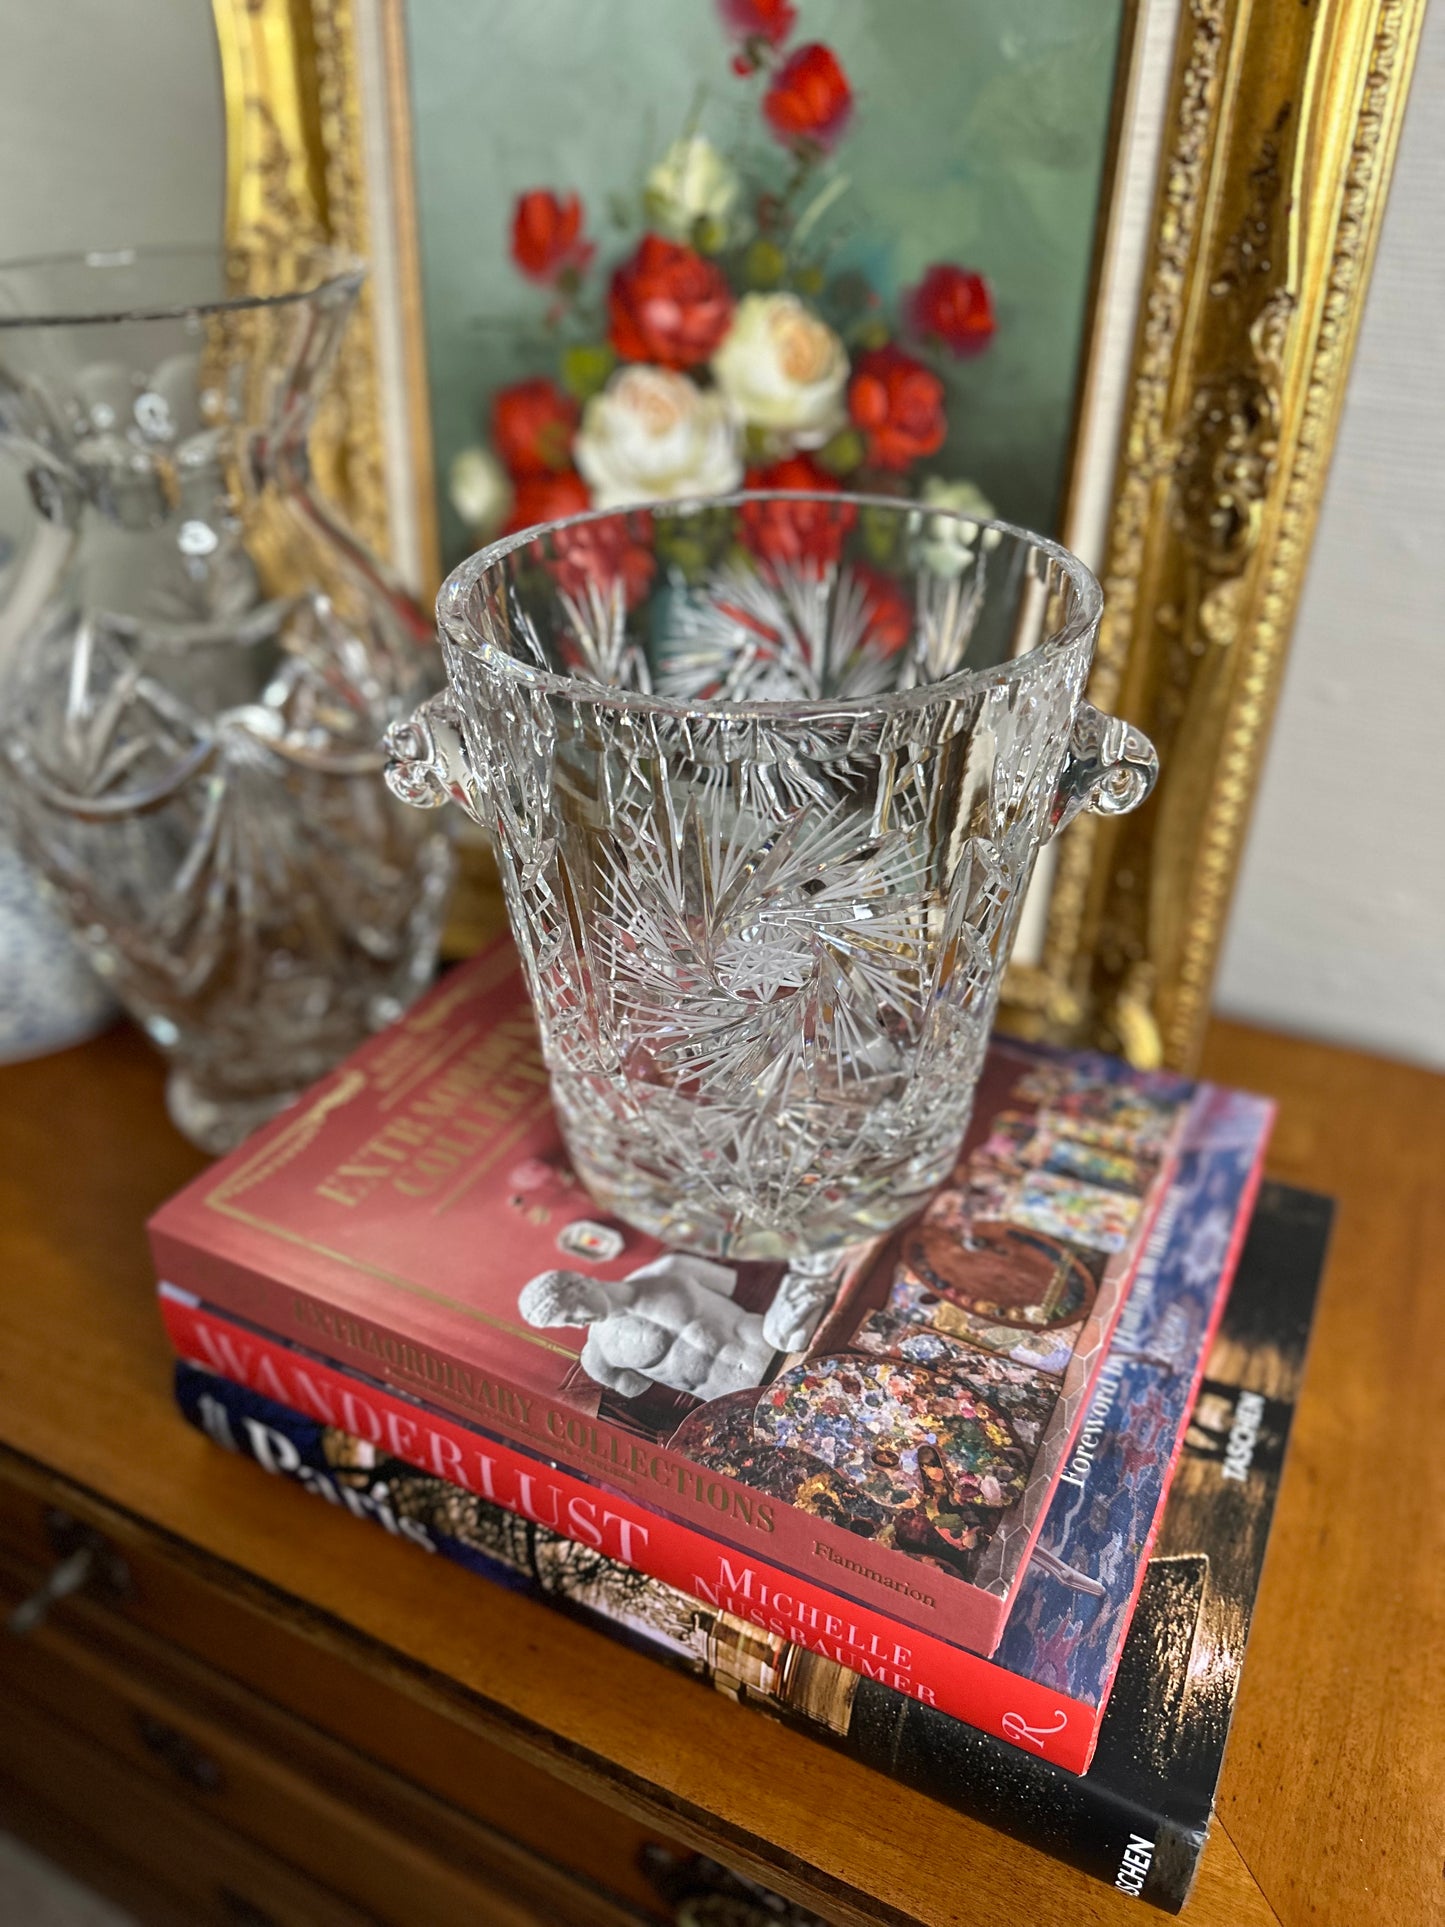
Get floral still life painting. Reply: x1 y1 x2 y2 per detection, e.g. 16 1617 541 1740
433 0 1126 559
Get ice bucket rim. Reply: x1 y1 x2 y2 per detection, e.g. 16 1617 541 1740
0 244 365 331
437 493 1102 724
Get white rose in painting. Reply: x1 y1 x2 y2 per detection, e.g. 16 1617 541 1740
711 293 848 447
575 366 742 509
915 476 1001 577
448 445 512 535
644 135 741 241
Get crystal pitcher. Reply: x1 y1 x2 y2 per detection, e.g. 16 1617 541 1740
0 247 451 1149
386 495 1155 1257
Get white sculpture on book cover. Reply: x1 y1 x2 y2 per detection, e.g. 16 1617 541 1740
518 1253 837 1402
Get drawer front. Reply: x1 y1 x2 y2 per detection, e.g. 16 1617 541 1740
0 1469 695 1922
1 1688 380 1927
0 1552 651 1927
0 1771 202 1927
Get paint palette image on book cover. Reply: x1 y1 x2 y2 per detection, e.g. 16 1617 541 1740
663 1044 1194 1601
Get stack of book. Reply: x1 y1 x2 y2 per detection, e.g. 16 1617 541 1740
150 942 1330 1913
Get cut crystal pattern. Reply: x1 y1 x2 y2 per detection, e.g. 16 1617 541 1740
659 561 898 704
392 496 1151 1258
0 249 450 1150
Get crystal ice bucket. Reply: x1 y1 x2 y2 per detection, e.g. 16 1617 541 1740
386 495 1156 1258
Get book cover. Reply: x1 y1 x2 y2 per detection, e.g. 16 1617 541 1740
176 1179 1328 1911
150 943 1202 1655
165 1078 1268 1773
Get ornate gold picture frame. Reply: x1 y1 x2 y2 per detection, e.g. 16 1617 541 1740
212 0 1424 1072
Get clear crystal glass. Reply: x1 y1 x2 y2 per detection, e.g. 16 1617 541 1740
0 247 451 1150
386 495 1156 1258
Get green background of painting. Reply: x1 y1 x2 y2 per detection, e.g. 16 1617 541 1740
405 0 1126 567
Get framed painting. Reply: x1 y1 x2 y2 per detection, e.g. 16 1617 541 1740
211 0 1423 1072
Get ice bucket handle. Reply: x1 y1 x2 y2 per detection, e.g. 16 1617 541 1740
382 691 486 824
1046 701 1158 840
384 690 1158 840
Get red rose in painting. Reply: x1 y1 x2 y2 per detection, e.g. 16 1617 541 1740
491 379 579 477
854 563 914 656
848 345 946 471
547 511 657 610
718 0 797 45
607 235 735 370
503 468 590 536
762 44 853 151
908 264 996 357
739 453 857 569
511 190 593 283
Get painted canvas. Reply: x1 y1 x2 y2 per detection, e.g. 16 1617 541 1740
404 0 1129 566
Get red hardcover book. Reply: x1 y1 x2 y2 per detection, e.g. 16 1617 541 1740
149 942 1195 1657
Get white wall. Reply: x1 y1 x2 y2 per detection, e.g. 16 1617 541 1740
0 1 223 259
1213 0 1445 1068
0 1 224 559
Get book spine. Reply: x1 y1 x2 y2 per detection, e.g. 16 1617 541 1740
150 1222 1005 1655
175 1360 1198 1910
163 1291 1100 1770
1069 1141 1266 1721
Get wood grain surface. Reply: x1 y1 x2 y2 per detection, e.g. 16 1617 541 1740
1 1016 1440 1925
1199 1026 1445 1927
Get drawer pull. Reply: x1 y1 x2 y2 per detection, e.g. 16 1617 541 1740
6 1510 132 1634
134 1710 226 1792
643 1847 826 1927
218 1889 281 1927
676 1905 796 1927
6 1546 96 1635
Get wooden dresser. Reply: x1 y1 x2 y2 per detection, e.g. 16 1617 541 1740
1 1018 1441 1927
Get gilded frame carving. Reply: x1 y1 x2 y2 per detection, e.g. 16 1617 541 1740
212 0 1424 1071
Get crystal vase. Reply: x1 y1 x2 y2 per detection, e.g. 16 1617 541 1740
0 247 451 1150
385 495 1157 1260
